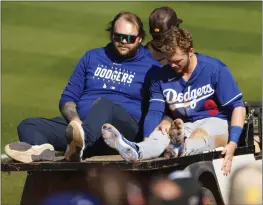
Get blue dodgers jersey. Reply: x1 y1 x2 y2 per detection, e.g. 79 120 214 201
148 53 244 122
59 43 161 121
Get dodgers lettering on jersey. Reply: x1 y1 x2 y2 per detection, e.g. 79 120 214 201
148 53 244 122
164 84 215 109
59 43 161 121
94 66 135 84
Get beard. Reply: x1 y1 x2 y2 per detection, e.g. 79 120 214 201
113 42 140 60
182 57 191 72
173 56 191 74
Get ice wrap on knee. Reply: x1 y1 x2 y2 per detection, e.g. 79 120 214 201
183 137 216 156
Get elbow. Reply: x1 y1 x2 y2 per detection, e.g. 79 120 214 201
234 106 246 114
59 95 77 111
232 106 246 123
59 98 67 111
237 106 246 118
242 106 246 118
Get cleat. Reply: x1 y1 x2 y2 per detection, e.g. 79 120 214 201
65 120 85 162
163 144 184 159
169 119 185 145
101 123 139 163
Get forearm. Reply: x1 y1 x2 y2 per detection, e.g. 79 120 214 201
60 102 81 123
229 106 246 145
231 106 246 127
160 115 173 125
144 111 163 137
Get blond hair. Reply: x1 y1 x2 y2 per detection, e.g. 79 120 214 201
161 26 193 53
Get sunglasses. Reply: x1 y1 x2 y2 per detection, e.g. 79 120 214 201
113 32 139 44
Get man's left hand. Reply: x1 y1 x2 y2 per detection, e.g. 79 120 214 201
221 142 237 176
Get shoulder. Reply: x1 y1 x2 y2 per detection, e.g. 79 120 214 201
85 46 105 56
80 46 108 64
141 46 163 67
197 53 228 72
150 64 177 83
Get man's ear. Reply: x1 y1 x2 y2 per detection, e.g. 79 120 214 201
138 37 142 43
189 48 194 57
110 34 114 42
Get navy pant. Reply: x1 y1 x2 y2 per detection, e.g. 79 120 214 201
17 98 140 157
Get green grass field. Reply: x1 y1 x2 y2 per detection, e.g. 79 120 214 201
1 2 262 205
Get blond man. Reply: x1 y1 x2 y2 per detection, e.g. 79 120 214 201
102 27 246 175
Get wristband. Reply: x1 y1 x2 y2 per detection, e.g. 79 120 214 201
229 126 243 144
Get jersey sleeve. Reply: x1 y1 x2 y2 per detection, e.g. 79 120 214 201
148 79 166 112
143 79 166 137
143 110 164 137
214 65 244 110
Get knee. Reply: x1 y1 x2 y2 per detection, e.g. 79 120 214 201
214 135 228 147
189 128 209 140
17 118 36 130
17 118 38 141
93 97 110 105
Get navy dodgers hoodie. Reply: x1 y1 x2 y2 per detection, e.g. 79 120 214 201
59 43 162 122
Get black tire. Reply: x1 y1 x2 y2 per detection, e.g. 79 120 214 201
202 187 217 205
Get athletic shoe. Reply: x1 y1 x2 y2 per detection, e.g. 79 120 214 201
164 118 185 159
65 120 85 162
163 143 184 159
168 118 185 145
101 123 140 163
4 142 55 163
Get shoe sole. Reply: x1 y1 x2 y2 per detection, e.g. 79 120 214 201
4 142 55 163
101 123 139 163
65 120 85 162
163 144 180 159
169 119 185 145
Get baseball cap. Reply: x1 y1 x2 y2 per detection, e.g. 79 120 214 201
39 191 106 205
149 6 183 35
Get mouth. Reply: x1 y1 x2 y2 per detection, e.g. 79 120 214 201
118 47 129 52
173 67 183 73
118 46 128 49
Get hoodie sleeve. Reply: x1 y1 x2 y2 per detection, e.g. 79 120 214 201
214 65 244 110
59 51 89 109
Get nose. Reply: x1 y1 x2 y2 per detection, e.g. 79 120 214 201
170 63 178 68
121 38 127 44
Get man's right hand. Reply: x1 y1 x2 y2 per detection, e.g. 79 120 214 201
155 117 173 135
71 118 83 125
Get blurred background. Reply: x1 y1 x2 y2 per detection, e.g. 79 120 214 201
1 2 262 205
